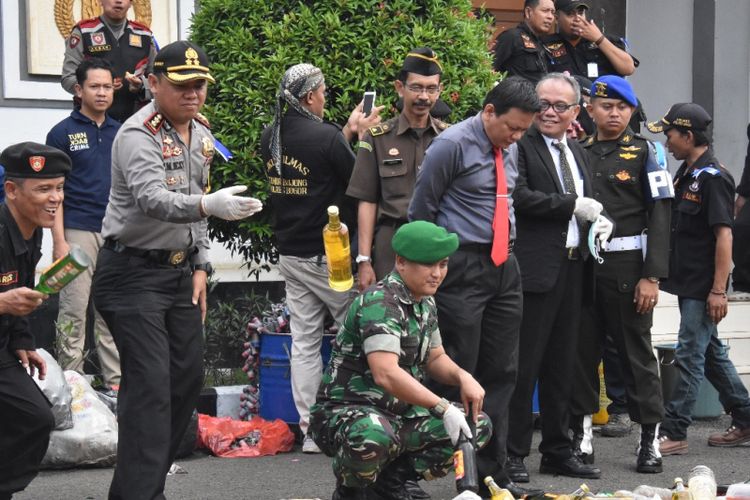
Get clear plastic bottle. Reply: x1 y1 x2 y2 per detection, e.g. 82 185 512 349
322 205 353 291
688 465 717 500
634 484 674 500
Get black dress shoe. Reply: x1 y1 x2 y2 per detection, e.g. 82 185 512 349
332 481 368 500
539 455 601 479
505 455 530 483
497 479 545 499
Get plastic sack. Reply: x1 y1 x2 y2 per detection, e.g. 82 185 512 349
42 371 118 468
197 414 294 458
32 348 73 430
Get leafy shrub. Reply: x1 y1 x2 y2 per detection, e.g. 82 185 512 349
191 0 497 276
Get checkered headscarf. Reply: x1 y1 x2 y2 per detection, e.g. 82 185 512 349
270 63 325 175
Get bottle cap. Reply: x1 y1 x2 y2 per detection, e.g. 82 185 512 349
327 205 339 216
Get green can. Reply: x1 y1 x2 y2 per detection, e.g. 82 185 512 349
35 246 92 294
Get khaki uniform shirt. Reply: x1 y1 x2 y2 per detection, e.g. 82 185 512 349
346 113 448 223
100 102 213 265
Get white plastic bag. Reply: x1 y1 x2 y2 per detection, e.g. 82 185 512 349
32 348 73 430
42 370 118 468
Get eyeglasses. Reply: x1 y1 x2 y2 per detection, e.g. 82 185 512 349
540 100 577 113
405 84 441 95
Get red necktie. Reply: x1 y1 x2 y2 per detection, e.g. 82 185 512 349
491 147 509 266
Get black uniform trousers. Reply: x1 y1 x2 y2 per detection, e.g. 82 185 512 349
429 248 522 482
733 202 750 292
508 255 583 460
93 249 203 500
0 361 54 498
569 252 664 424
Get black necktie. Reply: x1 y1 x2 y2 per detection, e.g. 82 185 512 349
554 141 586 248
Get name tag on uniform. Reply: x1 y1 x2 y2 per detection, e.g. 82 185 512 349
129 34 142 47
587 62 599 78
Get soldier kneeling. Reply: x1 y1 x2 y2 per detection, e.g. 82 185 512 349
309 221 492 500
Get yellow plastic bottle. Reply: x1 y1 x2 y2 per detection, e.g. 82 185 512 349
322 205 353 291
592 362 611 425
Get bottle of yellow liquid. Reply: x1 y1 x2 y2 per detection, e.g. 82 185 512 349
322 205 353 291
35 246 91 295
592 361 611 425
484 476 515 500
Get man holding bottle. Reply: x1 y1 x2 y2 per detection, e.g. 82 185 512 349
260 63 380 453
0 142 70 499
309 221 492 500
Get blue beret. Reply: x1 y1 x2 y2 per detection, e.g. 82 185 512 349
591 75 638 107
392 221 458 264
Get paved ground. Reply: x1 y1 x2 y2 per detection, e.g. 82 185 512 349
16 416 750 500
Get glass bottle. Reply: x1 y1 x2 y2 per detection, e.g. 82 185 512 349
35 246 91 294
454 429 478 493
322 206 353 291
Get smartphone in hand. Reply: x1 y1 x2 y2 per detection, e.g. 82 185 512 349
363 91 376 116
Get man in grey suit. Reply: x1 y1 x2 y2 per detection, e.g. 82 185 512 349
505 73 610 482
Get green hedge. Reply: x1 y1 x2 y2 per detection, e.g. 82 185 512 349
191 0 497 277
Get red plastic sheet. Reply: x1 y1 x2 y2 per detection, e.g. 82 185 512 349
197 414 295 458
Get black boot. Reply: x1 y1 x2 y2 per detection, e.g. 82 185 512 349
569 415 594 464
636 423 663 474
332 480 369 500
369 457 417 500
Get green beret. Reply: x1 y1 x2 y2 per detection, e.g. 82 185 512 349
392 221 459 264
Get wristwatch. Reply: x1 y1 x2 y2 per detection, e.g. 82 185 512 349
355 254 372 264
192 262 214 275
646 277 660 284
429 397 451 419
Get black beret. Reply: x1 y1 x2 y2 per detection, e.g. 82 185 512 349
0 142 71 179
153 41 215 84
401 47 442 76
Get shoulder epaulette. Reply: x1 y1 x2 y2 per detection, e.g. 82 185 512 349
127 19 153 32
434 119 449 130
144 112 164 134
692 165 721 178
369 124 388 137
194 112 211 129
77 17 102 29
584 136 595 147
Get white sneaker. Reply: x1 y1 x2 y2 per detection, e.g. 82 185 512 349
302 435 322 454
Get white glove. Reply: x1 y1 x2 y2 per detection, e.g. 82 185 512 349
201 185 263 221
443 404 472 446
574 197 603 222
592 215 614 250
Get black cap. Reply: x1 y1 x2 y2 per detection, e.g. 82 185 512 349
572 75 593 97
555 0 590 13
401 47 442 76
646 103 712 133
153 41 215 84
0 142 71 179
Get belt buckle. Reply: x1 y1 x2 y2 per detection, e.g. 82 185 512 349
168 250 186 265
567 247 579 260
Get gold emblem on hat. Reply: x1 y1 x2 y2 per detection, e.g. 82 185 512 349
673 118 692 127
185 48 199 66
29 156 46 172
388 148 399 156
594 82 608 97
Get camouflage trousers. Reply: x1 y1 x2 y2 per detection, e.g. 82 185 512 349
308 403 493 488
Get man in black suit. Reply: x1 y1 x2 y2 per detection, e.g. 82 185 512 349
506 73 611 482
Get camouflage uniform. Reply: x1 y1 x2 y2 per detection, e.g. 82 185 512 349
309 272 492 488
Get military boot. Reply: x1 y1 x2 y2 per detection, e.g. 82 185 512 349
570 414 595 464
636 423 663 474
369 457 417 500
332 479 369 500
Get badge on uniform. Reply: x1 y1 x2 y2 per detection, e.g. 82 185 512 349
615 170 631 181
201 137 215 159
388 148 399 156
69 34 81 49
619 153 637 160
689 180 700 192
645 141 674 200
90 32 106 47
129 34 142 47
0 271 18 286
521 33 536 49
166 176 178 186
